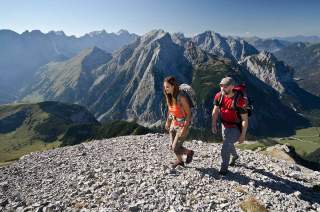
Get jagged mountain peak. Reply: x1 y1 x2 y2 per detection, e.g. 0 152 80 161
139 29 169 44
21 30 44 36
184 41 223 65
171 32 191 47
241 51 293 94
172 32 185 38
198 30 221 37
47 30 66 36
86 30 108 37
116 29 130 35
191 31 259 61
256 50 278 62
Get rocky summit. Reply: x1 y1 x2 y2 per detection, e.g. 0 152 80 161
1 134 320 211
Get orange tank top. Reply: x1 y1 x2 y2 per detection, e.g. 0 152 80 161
168 103 185 118
168 102 186 127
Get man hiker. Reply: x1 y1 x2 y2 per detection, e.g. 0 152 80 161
212 77 249 175
163 76 195 169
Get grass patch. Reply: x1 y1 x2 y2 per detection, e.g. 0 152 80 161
237 138 278 151
277 127 320 161
239 197 268 212
0 138 61 162
237 127 320 165
0 161 15 167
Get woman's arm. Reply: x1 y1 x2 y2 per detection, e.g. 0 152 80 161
165 110 172 131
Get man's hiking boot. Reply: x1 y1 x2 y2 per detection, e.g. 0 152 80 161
171 160 185 169
218 169 228 176
230 155 239 167
186 150 194 164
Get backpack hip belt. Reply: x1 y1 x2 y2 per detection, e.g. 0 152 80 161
169 113 187 127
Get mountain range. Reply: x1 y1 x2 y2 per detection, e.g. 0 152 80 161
19 29 320 137
0 29 138 104
273 35 320 43
241 37 291 52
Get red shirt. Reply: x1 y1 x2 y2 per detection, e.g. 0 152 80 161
214 92 247 128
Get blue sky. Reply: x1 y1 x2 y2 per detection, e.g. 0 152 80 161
0 0 319 38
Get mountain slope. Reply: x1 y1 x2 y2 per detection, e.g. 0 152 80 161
0 101 153 163
0 134 319 211
21 47 112 104
242 51 320 112
274 42 320 96
0 101 98 162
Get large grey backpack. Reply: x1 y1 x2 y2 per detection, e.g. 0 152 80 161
177 84 197 123
178 84 196 108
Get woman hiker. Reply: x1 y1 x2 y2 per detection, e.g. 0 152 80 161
163 76 194 169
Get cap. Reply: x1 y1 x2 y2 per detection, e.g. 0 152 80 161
219 77 235 86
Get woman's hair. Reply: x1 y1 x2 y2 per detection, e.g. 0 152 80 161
163 76 180 106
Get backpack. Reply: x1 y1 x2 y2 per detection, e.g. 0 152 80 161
217 84 253 131
177 84 197 123
178 84 196 108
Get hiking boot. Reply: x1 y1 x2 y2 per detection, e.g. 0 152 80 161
186 150 194 164
218 169 228 176
230 155 239 167
171 160 185 169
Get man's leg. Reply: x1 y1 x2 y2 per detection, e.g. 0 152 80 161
229 128 241 166
220 126 239 172
230 128 241 158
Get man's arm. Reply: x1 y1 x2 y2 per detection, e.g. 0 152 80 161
239 113 248 143
212 105 219 134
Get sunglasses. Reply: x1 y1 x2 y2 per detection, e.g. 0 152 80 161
220 84 230 88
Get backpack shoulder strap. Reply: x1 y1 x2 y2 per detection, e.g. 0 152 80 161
177 92 185 109
217 92 224 108
232 91 241 110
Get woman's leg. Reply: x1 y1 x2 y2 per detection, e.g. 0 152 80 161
177 127 192 155
173 137 184 162
169 127 175 150
169 126 183 163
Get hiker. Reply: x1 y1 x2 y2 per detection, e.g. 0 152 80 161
212 77 249 175
163 76 194 168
